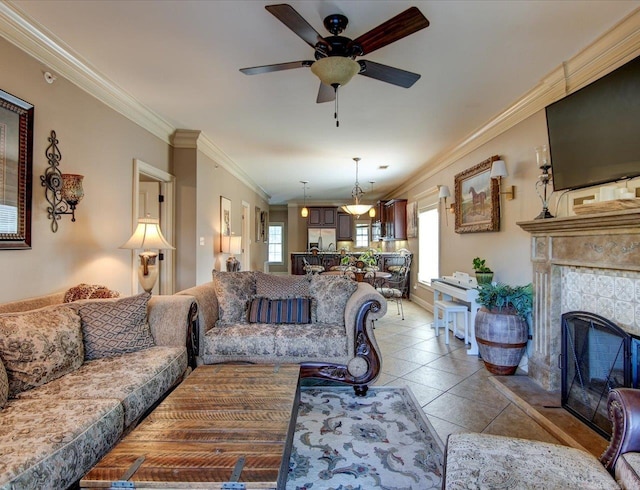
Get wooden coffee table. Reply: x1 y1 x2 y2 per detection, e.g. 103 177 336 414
80 364 301 489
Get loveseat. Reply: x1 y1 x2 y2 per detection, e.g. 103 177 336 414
177 271 386 395
0 291 197 490
442 388 640 489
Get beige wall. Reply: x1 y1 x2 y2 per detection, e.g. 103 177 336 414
407 110 561 309
0 38 171 302
0 37 269 301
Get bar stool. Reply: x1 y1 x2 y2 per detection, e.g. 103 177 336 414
433 299 469 345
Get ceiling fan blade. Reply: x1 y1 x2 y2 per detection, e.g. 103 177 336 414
265 4 324 48
351 7 429 56
316 82 335 103
358 60 421 88
240 60 313 75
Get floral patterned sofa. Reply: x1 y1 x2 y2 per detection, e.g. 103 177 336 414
0 290 197 490
177 271 387 396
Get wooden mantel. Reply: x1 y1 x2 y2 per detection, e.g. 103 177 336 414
517 208 640 391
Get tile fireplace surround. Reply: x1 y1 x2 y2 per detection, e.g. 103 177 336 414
518 208 640 391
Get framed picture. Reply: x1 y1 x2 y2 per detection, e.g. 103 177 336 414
255 206 261 242
406 201 417 238
454 155 500 233
260 211 268 242
220 196 231 252
0 90 33 249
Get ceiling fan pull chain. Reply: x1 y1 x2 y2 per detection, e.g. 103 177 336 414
334 85 339 127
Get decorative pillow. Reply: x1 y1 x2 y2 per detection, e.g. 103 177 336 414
310 275 358 325
63 283 120 303
212 271 256 326
0 360 8 409
75 293 155 360
248 297 312 324
0 305 84 397
255 272 310 299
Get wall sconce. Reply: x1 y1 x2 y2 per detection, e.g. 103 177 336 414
120 215 175 293
300 181 309 218
490 159 515 200
222 235 243 271
40 130 84 232
438 185 455 214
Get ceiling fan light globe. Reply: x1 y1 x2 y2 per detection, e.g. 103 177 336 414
311 57 360 87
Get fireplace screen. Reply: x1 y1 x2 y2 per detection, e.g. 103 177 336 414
561 311 639 438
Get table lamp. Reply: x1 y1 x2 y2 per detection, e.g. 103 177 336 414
222 235 242 272
121 215 174 293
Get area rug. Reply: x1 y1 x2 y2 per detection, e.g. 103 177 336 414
287 386 444 490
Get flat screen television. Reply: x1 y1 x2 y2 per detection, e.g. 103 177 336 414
545 54 640 191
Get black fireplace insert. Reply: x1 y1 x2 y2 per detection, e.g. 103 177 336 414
561 311 640 438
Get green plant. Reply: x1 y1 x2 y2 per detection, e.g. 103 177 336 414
476 282 533 319
359 249 378 268
472 257 492 273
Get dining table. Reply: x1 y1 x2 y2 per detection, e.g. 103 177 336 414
321 269 391 287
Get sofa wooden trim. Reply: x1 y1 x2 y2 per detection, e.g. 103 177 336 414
601 388 640 473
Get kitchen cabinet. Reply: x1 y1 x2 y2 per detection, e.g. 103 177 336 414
384 199 407 240
308 207 336 227
336 212 353 241
371 200 388 240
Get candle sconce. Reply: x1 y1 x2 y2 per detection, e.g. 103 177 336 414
534 144 554 219
40 130 84 232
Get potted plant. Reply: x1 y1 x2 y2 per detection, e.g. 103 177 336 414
472 257 494 285
359 249 379 271
475 282 533 375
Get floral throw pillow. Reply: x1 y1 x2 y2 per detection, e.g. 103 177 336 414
74 293 155 360
212 271 256 326
0 305 84 397
0 360 8 409
309 275 357 325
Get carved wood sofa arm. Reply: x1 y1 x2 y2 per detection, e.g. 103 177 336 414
301 298 383 397
601 388 640 472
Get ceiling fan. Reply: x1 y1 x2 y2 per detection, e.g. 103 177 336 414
240 4 430 108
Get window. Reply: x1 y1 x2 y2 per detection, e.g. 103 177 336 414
418 204 439 284
268 223 284 263
355 223 369 248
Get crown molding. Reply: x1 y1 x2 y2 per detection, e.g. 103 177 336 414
171 129 201 149
393 7 640 198
0 1 175 144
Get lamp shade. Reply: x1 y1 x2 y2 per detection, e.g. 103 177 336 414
310 57 360 86
341 204 373 216
301 206 309 218
120 217 174 250
490 160 508 179
229 236 242 255
438 185 451 199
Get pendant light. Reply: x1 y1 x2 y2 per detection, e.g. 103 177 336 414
300 180 309 218
341 157 373 217
368 181 376 218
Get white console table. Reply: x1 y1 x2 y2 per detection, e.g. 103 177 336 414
432 278 480 356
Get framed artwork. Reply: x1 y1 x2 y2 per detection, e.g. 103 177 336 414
0 90 33 249
220 196 231 252
454 155 500 233
260 211 268 242
406 201 417 238
255 206 261 242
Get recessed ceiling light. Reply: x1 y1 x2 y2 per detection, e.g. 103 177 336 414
378 165 389 170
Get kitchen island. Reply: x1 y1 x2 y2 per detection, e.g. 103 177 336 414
290 251 412 298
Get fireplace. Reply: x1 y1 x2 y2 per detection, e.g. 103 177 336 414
561 311 640 437
518 209 640 392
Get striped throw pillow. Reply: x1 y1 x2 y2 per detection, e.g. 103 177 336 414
248 297 312 324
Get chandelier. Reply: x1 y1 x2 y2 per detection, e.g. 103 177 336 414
341 157 373 217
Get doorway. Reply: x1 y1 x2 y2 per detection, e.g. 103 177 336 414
132 159 176 294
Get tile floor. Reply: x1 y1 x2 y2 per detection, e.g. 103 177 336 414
373 299 564 446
